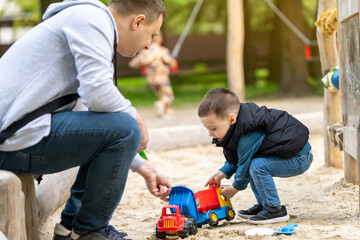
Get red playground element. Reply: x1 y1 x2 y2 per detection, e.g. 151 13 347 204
140 65 147 76
170 59 179 75
305 45 312 61
195 185 220 214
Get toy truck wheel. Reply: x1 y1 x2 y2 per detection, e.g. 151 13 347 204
186 219 198 235
208 211 219 226
225 208 235 221
179 229 189 239
155 225 166 239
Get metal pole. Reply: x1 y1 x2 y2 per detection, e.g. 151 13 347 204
171 0 204 58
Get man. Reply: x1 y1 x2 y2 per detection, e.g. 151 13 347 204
0 0 171 239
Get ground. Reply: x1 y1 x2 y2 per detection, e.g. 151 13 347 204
39 96 360 240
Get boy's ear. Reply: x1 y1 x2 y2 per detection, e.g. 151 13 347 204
131 14 146 30
229 113 237 125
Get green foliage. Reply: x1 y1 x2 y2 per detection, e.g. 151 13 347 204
116 71 278 107
163 0 227 35
307 77 324 95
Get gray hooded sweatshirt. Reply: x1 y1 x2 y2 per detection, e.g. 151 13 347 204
0 0 144 170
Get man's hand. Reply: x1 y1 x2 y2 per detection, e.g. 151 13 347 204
204 170 227 188
135 112 149 152
220 185 239 201
136 160 172 201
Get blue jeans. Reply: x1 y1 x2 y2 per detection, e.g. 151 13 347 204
0 111 141 234
249 151 313 207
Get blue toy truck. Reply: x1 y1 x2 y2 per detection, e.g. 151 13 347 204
156 186 235 238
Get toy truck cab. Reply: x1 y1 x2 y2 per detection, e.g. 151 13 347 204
156 205 197 239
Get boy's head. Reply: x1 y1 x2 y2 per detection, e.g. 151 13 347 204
198 88 240 141
109 0 166 57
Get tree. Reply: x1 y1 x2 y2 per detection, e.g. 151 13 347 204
277 0 312 94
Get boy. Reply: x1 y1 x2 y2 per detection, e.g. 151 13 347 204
0 0 171 239
129 32 176 117
198 88 313 224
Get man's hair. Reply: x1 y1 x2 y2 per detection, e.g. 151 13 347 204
109 0 167 24
198 88 240 119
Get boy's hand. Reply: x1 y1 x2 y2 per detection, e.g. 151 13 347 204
220 185 239 201
204 171 227 187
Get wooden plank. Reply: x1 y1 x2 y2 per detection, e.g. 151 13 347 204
18 175 39 240
316 0 343 169
0 171 27 240
338 0 360 185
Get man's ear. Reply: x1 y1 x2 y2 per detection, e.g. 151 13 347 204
229 113 237 125
131 14 146 30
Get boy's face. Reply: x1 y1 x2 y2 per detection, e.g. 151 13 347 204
200 113 236 141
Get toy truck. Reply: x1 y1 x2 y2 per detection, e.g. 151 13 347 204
156 185 235 239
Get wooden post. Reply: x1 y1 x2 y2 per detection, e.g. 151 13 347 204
226 0 245 101
337 0 360 185
316 0 343 169
17 175 39 240
0 171 27 240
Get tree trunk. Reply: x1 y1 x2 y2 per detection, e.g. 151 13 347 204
278 0 312 94
243 0 256 85
268 0 282 84
226 0 245 101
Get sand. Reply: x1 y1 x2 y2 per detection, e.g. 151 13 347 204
40 133 360 240
39 96 360 239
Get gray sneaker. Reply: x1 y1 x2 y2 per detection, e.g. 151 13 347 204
71 225 131 240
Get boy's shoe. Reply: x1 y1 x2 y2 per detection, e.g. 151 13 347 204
248 205 290 224
71 225 130 240
53 223 71 240
238 203 263 218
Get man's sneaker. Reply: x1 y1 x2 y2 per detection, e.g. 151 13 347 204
248 205 290 224
71 225 130 240
53 223 71 240
238 203 263 219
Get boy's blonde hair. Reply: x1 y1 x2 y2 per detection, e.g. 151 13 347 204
198 88 240 119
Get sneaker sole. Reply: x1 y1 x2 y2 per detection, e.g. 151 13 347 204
248 214 290 224
238 213 256 219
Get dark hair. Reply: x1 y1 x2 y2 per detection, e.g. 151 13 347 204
198 88 240 119
109 0 167 24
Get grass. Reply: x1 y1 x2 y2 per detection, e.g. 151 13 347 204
116 69 278 108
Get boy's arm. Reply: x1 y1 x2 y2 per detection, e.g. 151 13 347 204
231 129 265 191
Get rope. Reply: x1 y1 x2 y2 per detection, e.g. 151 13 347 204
171 0 204 58
263 0 317 46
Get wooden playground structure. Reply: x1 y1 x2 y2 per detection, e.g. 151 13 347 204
0 0 360 239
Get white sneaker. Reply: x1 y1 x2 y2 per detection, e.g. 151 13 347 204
53 223 71 240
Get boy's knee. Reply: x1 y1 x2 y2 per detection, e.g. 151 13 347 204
249 158 265 176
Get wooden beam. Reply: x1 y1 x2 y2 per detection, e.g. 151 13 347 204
226 0 245 101
316 0 343 169
0 171 27 240
18 175 39 240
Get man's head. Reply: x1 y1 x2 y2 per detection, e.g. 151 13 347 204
108 0 166 57
198 88 240 141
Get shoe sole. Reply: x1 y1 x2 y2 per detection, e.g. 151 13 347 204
248 214 290 224
237 213 255 219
